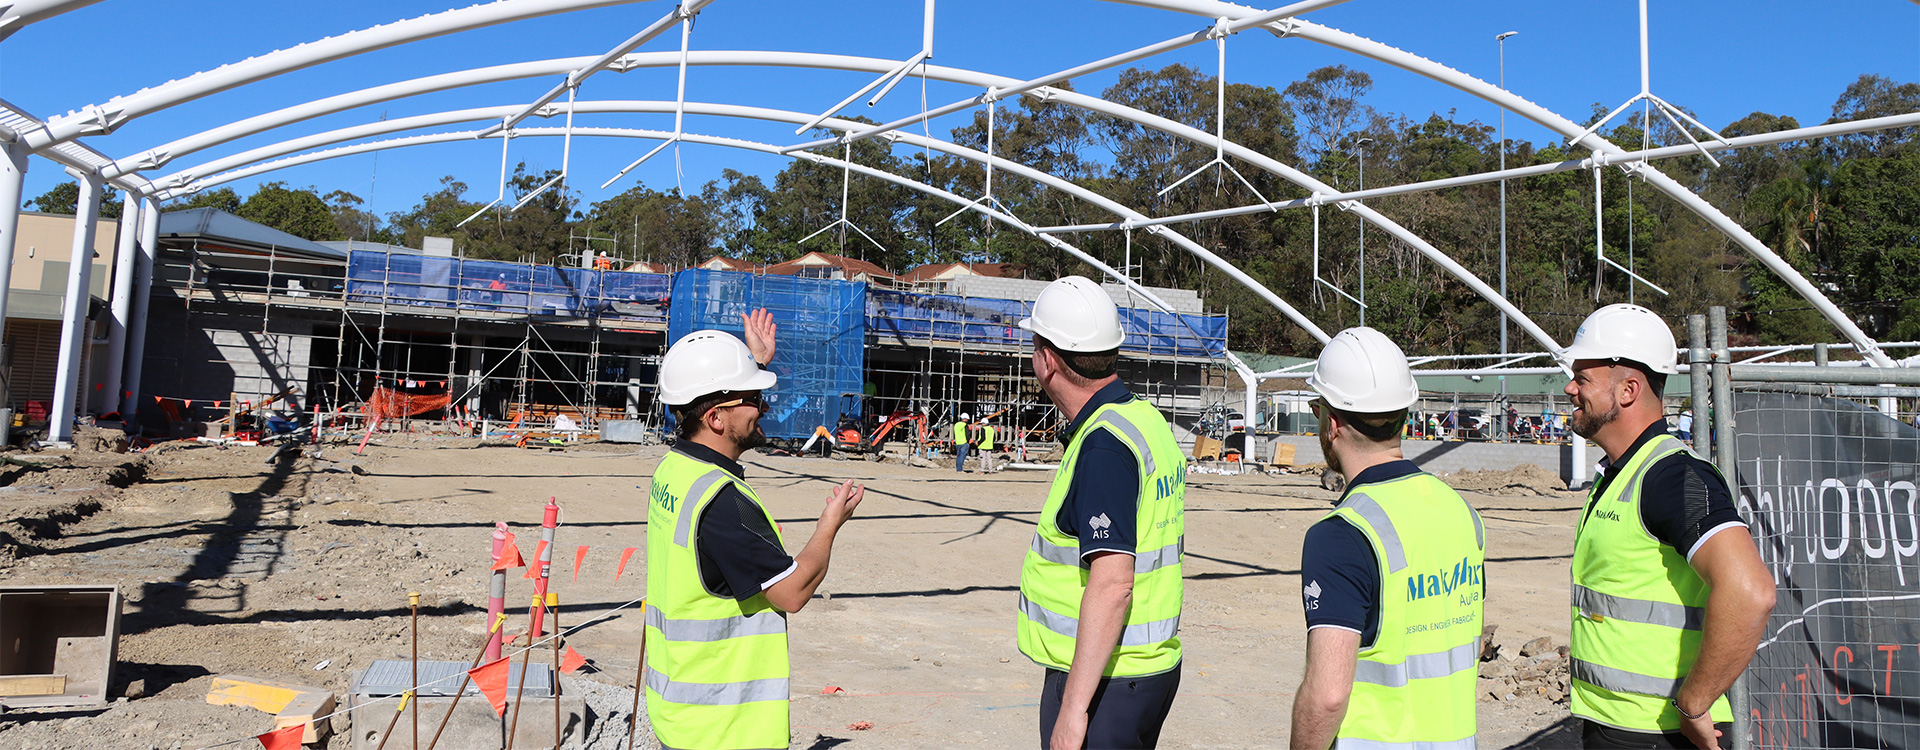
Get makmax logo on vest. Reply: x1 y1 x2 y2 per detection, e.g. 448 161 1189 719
1407 556 1484 601
1155 466 1186 501
651 483 681 513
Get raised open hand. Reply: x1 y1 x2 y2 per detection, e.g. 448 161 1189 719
741 308 777 365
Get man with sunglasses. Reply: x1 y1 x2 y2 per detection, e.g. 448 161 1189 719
1291 327 1483 750
645 310 867 750
1016 276 1187 750
1559 304 1772 750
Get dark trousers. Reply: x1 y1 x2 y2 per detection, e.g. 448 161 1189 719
955 442 970 472
1039 663 1181 749
1583 719 1733 749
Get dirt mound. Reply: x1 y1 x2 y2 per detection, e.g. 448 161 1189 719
1441 463 1567 496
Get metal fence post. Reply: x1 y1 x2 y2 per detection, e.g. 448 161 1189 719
1688 314 1711 461
1709 306 1751 749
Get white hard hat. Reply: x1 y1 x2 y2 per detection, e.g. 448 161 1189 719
658 330 777 406
1560 303 1679 375
1307 327 1419 413
1019 276 1125 352
959 413 971 421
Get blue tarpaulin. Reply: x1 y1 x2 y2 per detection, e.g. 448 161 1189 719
865 289 1226 357
346 250 669 322
665 269 866 441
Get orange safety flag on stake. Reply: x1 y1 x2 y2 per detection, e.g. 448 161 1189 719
561 645 588 674
572 545 588 582
493 531 525 571
523 540 549 579
615 547 637 581
468 656 513 717
255 724 306 750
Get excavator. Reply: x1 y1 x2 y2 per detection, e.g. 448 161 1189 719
836 408 928 459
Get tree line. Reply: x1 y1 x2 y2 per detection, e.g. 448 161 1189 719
24 66 1918 358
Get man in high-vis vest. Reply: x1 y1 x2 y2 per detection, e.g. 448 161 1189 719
954 412 973 473
1560 304 1774 749
977 418 997 473
646 309 867 750
1290 327 1485 750
1016 276 1186 749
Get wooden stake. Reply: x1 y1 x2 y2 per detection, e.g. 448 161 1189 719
374 691 414 750
505 595 542 750
410 591 420 750
627 601 647 750
424 612 508 750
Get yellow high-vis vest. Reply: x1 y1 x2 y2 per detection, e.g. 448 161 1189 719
953 420 970 446
645 449 791 750
979 425 996 451
1318 471 1486 750
1017 398 1186 676
1571 434 1733 731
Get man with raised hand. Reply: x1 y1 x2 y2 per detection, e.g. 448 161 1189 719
1290 327 1485 750
1560 304 1773 750
644 309 866 750
1016 276 1187 749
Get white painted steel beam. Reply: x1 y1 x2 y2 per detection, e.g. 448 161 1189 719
123 198 159 419
478 0 714 138
18 0 646 151
1105 0 1894 367
48 171 101 444
0 0 106 41
0 141 26 349
102 192 139 418
148 100 1331 346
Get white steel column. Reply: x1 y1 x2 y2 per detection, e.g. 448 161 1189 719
0 141 27 345
122 197 160 420
48 171 103 444
102 193 139 419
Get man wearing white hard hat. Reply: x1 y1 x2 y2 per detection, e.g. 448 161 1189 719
644 309 867 750
1290 327 1484 750
1559 303 1773 750
1015 276 1187 749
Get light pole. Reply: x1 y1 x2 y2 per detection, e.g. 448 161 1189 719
1354 136 1373 327
1497 31 1517 364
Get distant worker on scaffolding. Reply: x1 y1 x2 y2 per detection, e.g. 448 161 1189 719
644 309 866 750
594 250 614 270
1016 276 1187 749
953 412 973 473
1559 304 1774 749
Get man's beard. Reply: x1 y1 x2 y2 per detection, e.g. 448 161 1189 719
1570 403 1616 440
1319 425 1342 476
734 420 769 452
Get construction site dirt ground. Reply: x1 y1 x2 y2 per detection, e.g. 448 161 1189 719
0 431 1585 749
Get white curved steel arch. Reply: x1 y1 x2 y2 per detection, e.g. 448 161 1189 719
1112 0 1896 367
12 0 642 148
110 50 1556 355
147 98 1336 344
0 0 105 41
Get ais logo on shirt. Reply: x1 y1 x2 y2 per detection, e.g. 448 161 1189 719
1406 556 1483 602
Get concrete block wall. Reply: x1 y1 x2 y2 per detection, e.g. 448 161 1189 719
140 300 315 411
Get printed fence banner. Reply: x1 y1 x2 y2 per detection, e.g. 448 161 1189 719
1734 391 1920 749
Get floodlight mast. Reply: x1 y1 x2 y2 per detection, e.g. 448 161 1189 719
781 0 1352 153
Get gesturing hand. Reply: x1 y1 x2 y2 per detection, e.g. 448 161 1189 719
1676 711 1722 750
741 308 777 366
821 479 865 530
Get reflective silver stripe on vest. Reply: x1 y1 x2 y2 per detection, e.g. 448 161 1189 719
1018 593 1181 646
1334 736 1478 750
1470 508 1485 551
1353 639 1481 687
1028 535 1182 574
1342 493 1408 573
673 469 733 548
645 605 786 642
644 666 790 706
1085 411 1155 475
1571 584 1703 631
1134 537 1183 575
1616 440 1688 505
1570 657 1681 697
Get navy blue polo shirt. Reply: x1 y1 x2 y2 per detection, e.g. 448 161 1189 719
1591 421 1746 560
1055 380 1145 560
1300 459 1423 648
672 442 797 601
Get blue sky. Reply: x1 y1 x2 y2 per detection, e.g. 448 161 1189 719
3 0 1916 220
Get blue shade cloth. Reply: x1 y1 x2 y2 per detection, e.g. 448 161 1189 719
345 249 670 323
666 269 867 441
865 289 1226 357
